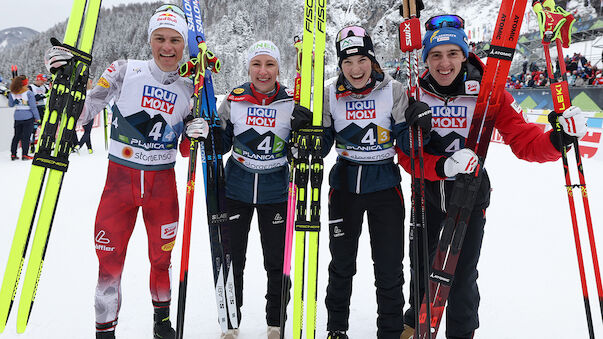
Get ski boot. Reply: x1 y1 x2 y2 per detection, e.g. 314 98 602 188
11 155 18 161
22 154 33 160
96 330 115 339
267 326 280 339
220 329 239 339
327 330 349 339
153 307 175 339
88 148 93 154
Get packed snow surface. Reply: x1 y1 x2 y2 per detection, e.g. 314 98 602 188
0 126 602 338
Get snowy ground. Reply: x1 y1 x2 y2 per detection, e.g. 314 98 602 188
0 128 602 339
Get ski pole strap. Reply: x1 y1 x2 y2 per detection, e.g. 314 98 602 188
206 50 221 73
50 37 93 66
532 0 575 47
179 59 197 78
179 54 220 79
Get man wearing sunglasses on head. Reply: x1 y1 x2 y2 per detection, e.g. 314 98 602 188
46 4 209 339
398 15 587 339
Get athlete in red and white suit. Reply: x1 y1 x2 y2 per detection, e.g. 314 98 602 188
74 8 193 338
397 51 581 338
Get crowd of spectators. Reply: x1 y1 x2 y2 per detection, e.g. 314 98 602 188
507 52 603 89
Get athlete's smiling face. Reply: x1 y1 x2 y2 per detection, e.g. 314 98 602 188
150 28 185 72
248 54 279 93
341 55 372 90
425 44 467 87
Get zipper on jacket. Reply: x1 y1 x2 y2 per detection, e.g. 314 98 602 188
356 165 362 194
253 173 259 204
440 180 446 213
140 170 145 199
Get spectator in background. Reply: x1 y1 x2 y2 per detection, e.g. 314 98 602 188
74 79 95 154
567 71 577 86
567 53 578 72
29 74 49 121
526 74 535 87
8 75 40 161
592 73 603 86
522 61 528 75
28 74 49 153
506 76 513 88
583 61 592 79
577 53 588 72
574 73 587 87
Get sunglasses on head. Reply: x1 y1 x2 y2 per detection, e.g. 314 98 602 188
154 4 187 20
336 26 368 42
425 15 465 31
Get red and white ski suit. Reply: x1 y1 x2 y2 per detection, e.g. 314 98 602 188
83 59 193 331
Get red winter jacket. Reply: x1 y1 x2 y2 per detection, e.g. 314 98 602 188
397 54 561 182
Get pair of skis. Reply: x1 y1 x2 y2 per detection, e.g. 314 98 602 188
279 36 302 339
405 0 529 338
0 0 101 334
534 0 602 337
176 0 238 338
280 1 327 339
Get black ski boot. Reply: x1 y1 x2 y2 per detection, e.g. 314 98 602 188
96 330 115 339
153 307 175 339
327 330 349 339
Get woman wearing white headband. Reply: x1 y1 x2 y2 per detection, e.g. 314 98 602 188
208 40 304 339
46 5 207 339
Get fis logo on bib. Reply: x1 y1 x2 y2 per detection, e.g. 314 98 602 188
247 107 276 127
432 106 467 129
346 100 376 120
142 85 177 115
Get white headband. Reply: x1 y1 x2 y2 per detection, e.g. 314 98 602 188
148 11 188 43
246 40 280 69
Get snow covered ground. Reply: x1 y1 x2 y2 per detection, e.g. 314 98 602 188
0 127 602 339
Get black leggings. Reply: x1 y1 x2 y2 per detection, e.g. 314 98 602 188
78 120 94 149
11 118 34 156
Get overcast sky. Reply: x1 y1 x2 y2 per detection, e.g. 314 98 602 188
1 0 152 32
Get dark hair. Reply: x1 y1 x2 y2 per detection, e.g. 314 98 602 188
372 62 384 75
10 75 27 93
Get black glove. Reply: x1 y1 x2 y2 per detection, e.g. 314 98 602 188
291 104 313 132
548 111 574 151
405 97 432 133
